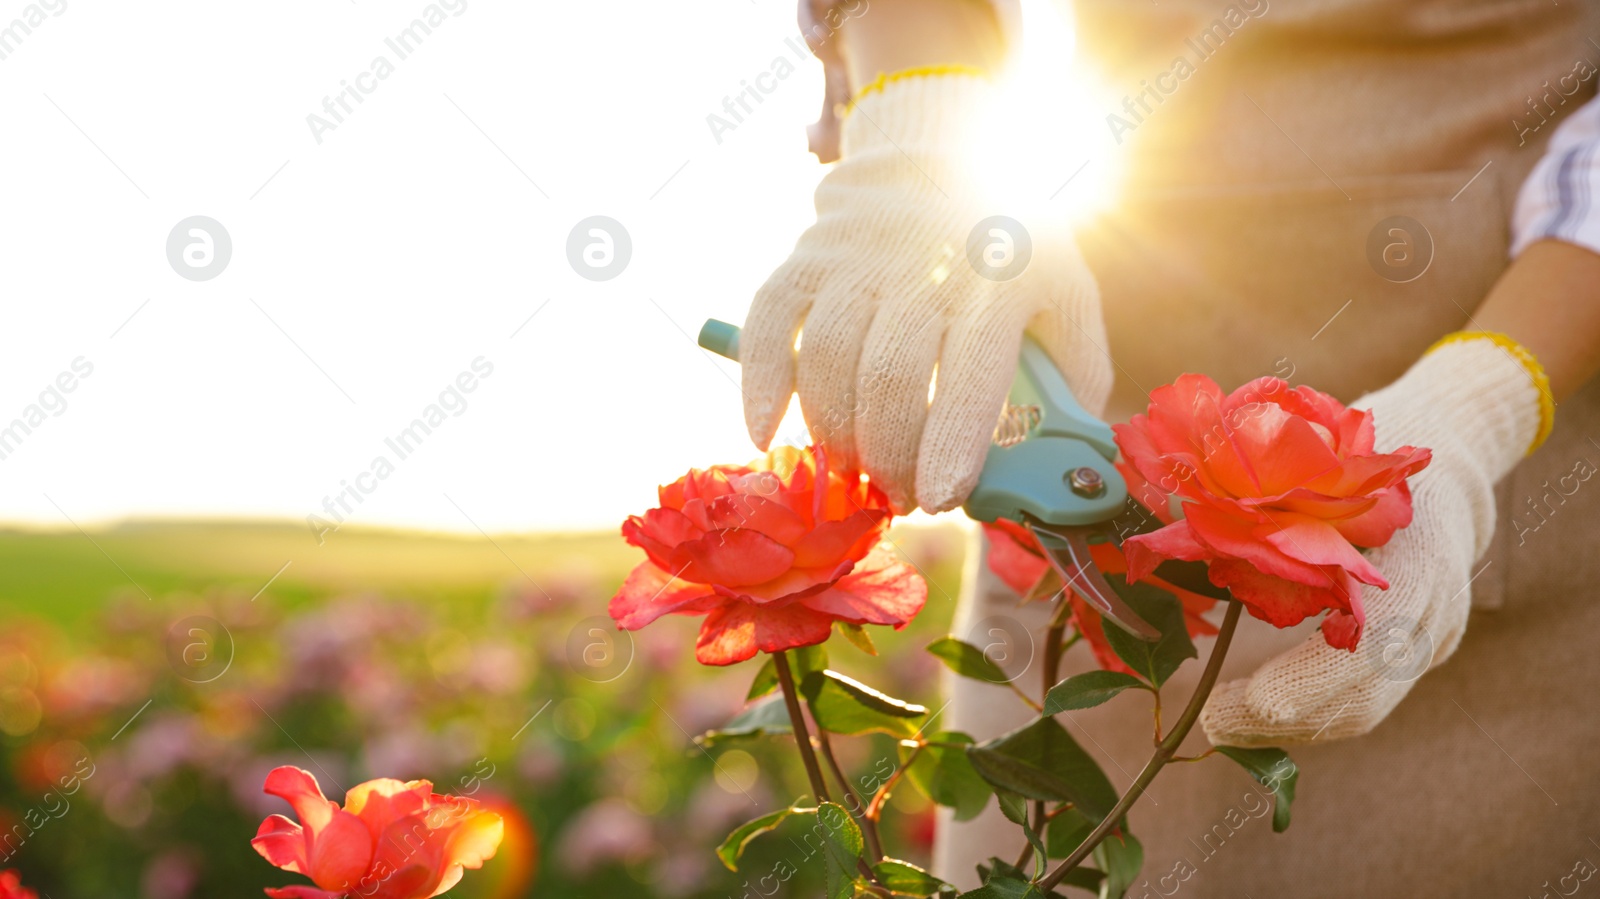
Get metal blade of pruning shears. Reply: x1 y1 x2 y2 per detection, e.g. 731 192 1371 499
1026 520 1161 641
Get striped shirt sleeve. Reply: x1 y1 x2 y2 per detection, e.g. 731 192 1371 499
1512 94 1600 258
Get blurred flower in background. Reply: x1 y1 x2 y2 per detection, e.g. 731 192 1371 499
0 523 964 898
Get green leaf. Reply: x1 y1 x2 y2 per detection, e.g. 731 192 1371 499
995 791 1046 878
793 644 830 677
836 621 878 656
695 694 791 747
747 658 780 700
1043 671 1147 714
1101 578 1196 688
1214 746 1299 832
974 857 1026 883
802 669 928 738
958 869 1044 899
873 859 954 897
716 805 810 871
1092 832 1142 899
1054 866 1108 895
927 636 1011 684
1045 807 1095 858
995 790 1029 827
752 645 833 699
967 718 1118 820
976 857 1103 896
903 731 992 822
818 801 866 899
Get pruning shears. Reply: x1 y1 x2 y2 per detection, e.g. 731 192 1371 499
698 319 1161 642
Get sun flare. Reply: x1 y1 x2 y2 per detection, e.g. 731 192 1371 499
966 0 1126 227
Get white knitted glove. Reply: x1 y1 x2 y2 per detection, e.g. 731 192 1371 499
1200 334 1548 746
741 70 1112 513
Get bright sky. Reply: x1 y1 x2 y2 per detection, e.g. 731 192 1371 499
0 0 1112 534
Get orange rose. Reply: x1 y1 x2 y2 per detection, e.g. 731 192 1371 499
1115 375 1430 650
610 446 926 665
251 766 502 899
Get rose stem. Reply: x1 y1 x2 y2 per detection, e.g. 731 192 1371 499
816 729 885 862
773 650 832 805
1016 599 1073 869
774 651 887 887
1036 601 1243 893
865 743 920 821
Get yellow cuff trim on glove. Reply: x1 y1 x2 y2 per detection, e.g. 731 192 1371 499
847 64 988 110
1425 330 1555 454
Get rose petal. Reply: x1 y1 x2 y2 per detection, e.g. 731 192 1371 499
1226 378 1344 433
343 778 433 843
1149 375 1261 497
982 522 1051 596
1335 407 1376 456
1265 489 1377 521
441 809 505 876
263 767 335 836
623 507 703 559
264 888 347 899
609 561 717 630
1206 559 1353 629
1114 455 1180 525
1123 521 1214 583
799 549 927 626
1331 482 1415 547
1258 514 1388 589
1303 447 1431 498
1321 607 1364 651
306 806 374 892
252 814 308 875
694 601 834 666
678 529 797 587
790 508 889 568
1182 505 1330 587
1229 404 1342 497
705 494 809 545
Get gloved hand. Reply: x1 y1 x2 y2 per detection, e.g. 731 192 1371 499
1201 333 1549 745
740 69 1113 513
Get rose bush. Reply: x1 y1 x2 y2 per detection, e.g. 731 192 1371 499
609 445 927 665
251 766 503 899
1114 375 1430 649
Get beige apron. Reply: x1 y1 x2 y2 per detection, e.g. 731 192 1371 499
940 1 1600 895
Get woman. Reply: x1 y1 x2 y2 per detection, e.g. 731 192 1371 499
738 0 1600 895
